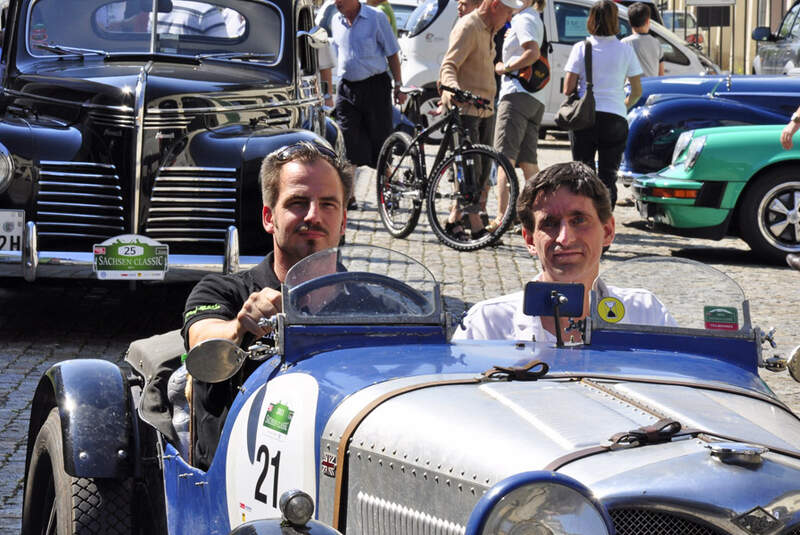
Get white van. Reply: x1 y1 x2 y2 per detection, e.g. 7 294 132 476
399 0 719 129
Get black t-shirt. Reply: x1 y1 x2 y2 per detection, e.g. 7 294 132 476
181 253 280 470
181 252 281 349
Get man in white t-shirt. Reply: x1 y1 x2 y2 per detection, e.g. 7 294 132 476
453 161 674 342
621 2 664 78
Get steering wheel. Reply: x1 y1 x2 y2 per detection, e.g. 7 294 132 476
288 271 431 313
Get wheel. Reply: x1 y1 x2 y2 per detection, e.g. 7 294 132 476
738 167 800 263
426 144 518 251
376 132 423 238
21 408 133 535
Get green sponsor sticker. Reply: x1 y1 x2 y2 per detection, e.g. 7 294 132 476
263 401 294 435
704 306 738 331
93 234 169 280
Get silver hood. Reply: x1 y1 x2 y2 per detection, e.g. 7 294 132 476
318 373 800 534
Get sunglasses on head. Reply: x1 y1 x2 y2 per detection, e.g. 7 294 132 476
270 140 340 164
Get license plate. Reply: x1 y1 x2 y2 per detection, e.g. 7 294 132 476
0 210 24 251
93 234 169 280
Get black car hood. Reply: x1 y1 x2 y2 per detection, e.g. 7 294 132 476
9 59 292 109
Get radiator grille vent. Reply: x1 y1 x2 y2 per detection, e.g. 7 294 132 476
145 166 238 245
35 161 125 240
356 492 465 535
610 508 726 535
88 109 135 128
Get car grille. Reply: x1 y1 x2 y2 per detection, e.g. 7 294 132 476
610 508 725 535
356 492 465 535
88 109 136 129
35 161 126 242
144 166 238 246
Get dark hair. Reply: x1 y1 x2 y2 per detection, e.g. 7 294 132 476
586 0 619 36
627 2 650 28
516 161 613 231
259 140 354 209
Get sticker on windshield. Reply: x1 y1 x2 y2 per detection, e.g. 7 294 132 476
704 306 738 330
598 297 625 323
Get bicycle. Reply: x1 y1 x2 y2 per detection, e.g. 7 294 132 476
376 85 518 251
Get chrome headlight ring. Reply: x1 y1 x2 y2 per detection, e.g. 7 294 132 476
0 144 14 194
671 130 694 165
466 472 614 535
684 135 707 170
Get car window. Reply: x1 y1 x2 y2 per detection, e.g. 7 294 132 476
554 1 631 43
392 4 416 31
792 8 800 39
778 2 800 39
28 0 282 61
654 31 689 65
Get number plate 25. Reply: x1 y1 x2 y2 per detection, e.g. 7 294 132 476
225 374 320 527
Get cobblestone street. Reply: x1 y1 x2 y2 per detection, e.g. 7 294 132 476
1 135 799 532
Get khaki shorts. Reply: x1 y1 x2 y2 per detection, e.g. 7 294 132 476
493 92 545 164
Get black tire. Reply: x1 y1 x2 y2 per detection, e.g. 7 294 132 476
376 132 423 238
426 144 518 251
738 166 800 263
21 408 133 535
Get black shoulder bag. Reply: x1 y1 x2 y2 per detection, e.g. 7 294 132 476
555 39 595 131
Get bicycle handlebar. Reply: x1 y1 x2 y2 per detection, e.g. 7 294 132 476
440 85 491 110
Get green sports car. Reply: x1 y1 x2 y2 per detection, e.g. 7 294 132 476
632 124 800 263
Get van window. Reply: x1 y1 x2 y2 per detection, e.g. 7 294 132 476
554 1 631 43
654 32 689 65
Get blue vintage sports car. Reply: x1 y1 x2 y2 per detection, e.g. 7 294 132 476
621 74 800 185
20 246 800 535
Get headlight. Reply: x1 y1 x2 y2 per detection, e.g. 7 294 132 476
0 146 14 194
684 135 707 170
466 472 613 535
671 130 694 164
407 0 443 38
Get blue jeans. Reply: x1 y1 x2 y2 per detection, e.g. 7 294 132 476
569 111 628 208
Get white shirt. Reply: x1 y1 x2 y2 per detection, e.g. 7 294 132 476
452 278 675 342
498 7 546 105
564 35 643 118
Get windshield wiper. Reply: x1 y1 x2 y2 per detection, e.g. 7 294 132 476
196 52 277 62
35 44 108 58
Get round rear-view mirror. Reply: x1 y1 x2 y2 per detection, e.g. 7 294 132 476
186 338 246 383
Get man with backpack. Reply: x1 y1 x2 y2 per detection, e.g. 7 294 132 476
488 0 549 232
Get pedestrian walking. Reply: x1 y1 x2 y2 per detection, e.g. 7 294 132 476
367 0 398 35
489 0 547 232
562 0 642 208
321 0 405 209
438 0 521 239
622 2 664 78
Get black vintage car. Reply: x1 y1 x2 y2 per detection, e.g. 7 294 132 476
0 0 341 282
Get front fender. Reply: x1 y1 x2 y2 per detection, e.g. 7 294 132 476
25 359 134 479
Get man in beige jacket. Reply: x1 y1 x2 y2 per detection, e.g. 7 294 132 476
438 0 521 239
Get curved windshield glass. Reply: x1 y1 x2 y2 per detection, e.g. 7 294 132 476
407 0 446 38
594 257 747 333
284 245 439 323
26 0 282 61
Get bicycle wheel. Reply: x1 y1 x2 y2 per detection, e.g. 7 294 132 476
426 144 518 251
376 132 423 238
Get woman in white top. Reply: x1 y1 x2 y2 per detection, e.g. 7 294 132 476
489 0 547 232
562 0 642 208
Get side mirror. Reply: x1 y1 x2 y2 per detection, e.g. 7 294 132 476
185 338 246 383
787 345 800 383
297 26 329 48
752 26 773 42
523 282 585 347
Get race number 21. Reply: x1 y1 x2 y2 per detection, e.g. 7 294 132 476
254 445 281 507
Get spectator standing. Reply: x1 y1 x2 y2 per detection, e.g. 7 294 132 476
622 2 664 78
367 0 398 35
321 0 405 209
438 0 521 239
489 0 546 232
562 0 642 208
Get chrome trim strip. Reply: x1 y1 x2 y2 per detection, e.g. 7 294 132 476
152 186 237 194
22 222 37 282
41 161 116 169
37 222 125 231
154 237 225 243
147 206 235 214
37 201 124 211
40 171 120 179
39 181 121 191
154 177 237 183
150 197 236 203
145 228 226 233
145 96 319 115
224 225 239 275
146 216 234 223
37 212 125 221
2 88 134 114
38 232 117 238
160 166 237 172
38 192 123 201
133 64 149 233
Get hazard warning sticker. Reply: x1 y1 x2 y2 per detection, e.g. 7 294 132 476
598 297 625 323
